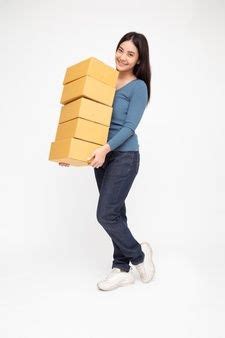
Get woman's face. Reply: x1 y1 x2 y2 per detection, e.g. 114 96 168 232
115 40 140 73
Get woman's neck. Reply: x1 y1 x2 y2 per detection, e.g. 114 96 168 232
118 71 137 81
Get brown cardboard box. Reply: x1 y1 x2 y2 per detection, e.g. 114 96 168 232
63 56 118 87
60 75 116 106
49 57 119 167
59 97 112 126
55 117 109 145
49 138 101 166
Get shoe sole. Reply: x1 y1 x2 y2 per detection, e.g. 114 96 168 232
97 277 135 291
138 241 155 283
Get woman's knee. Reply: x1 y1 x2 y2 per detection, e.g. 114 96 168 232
96 205 118 226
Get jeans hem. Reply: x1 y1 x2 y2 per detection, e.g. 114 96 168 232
131 253 145 266
112 264 130 272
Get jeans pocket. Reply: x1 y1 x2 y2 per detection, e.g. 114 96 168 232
110 151 137 176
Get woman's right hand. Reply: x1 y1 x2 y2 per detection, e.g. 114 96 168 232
59 162 70 167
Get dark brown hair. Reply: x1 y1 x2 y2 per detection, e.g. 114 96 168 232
115 31 151 104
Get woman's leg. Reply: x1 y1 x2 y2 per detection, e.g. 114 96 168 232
94 151 144 272
111 202 130 271
94 157 129 270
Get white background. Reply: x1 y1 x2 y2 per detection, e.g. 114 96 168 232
0 0 224 337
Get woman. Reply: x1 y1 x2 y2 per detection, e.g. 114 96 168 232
60 32 155 291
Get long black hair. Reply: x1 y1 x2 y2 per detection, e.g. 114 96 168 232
115 32 151 104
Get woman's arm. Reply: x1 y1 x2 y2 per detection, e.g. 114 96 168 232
107 82 148 151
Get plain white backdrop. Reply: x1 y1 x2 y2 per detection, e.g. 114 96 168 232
0 0 224 337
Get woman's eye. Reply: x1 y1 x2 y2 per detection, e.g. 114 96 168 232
117 49 134 57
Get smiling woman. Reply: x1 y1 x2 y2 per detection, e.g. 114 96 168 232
92 31 155 292
116 43 138 68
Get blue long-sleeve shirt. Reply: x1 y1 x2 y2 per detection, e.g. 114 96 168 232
107 79 148 151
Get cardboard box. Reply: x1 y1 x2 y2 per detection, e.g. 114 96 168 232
55 117 109 145
49 137 101 166
60 75 116 106
59 97 112 126
60 76 116 107
63 56 118 87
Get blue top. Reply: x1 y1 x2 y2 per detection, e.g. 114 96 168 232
107 78 148 151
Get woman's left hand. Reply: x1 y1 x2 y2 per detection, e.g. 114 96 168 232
87 144 111 168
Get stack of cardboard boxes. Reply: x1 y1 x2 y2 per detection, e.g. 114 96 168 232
49 57 119 166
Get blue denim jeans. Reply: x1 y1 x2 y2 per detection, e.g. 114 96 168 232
94 150 145 272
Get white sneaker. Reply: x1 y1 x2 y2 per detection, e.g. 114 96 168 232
97 267 135 291
133 242 155 283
